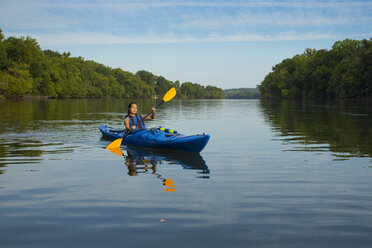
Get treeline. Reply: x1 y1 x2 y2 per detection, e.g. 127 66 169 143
258 38 372 98
224 88 261 99
0 29 225 99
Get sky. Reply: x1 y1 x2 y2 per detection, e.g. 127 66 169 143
0 0 371 89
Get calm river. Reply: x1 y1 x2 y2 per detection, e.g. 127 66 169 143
1 99 372 247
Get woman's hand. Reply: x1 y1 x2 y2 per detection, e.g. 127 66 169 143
131 125 136 130
151 107 156 120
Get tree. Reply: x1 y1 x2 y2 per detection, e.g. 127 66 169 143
0 30 226 99
0 29 8 70
136 70 156 88
1 63 33 96
258 38 372 99
155 76 172 96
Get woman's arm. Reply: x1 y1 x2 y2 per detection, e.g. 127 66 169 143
143 107 156 120
124 117 135 130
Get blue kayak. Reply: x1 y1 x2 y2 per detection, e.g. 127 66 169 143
99 125 210 153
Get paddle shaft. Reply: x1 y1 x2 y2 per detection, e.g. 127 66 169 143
137 87 176 124
143 100 164 120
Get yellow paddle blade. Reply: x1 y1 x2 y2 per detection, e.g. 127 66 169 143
163 179 175 186
106 138 122 150
163 87 176 102
106 147 123 156
164 188 177 192
163 179 176 191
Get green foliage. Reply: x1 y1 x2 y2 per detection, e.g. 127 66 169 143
205 85 226 99
0 63 33 96
224 88 261 99
0 30 225 99
135 70 156 88
177 82 225 99
0 29 8 70
258 38 372 99
155 76 173 96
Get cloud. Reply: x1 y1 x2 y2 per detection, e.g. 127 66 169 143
1 0 371 46
4 31 343 46
17 1 372 9
177 12 371 30
3 1 372 31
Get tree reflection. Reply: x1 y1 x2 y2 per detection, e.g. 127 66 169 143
0 139 73 177
260 99 372 159
0 141 44 177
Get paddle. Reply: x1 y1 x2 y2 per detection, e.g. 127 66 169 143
106 87 177 151
143 87 176 119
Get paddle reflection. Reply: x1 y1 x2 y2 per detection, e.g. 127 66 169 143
121 146 210 192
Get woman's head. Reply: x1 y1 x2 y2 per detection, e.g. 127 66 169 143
127 102 138 115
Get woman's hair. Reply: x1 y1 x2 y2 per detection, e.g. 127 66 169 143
125 102 137 118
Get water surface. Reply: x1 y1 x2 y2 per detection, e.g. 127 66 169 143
1 99 372 247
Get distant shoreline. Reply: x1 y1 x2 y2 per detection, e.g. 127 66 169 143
0 95 224 100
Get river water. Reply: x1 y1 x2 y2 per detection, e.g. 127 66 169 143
1 99 372 247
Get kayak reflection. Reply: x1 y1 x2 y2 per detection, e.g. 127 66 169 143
121 146 210 192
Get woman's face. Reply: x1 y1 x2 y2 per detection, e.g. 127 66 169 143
129 104 138 114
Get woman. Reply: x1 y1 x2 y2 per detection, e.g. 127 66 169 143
124 102 155 131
